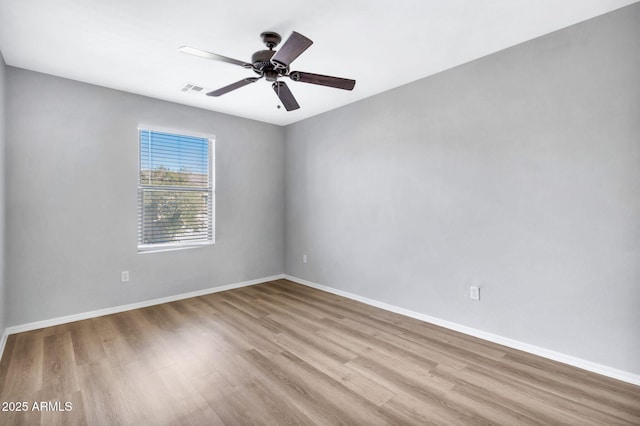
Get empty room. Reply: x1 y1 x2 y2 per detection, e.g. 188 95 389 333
1 0 639 424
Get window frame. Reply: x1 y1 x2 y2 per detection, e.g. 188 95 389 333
137 127 215 253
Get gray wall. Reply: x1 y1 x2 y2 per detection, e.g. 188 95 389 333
0 52 6 335
5 68 284 326
285 4 640 374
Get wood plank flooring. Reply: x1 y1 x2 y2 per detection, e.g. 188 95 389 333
1 279 639 425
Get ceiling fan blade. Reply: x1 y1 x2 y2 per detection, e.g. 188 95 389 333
179 46 252 68
272 81 300 111
270 31 313 69
289 71 356 90
207 77 260 97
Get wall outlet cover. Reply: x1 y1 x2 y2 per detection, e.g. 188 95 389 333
470 285 480 300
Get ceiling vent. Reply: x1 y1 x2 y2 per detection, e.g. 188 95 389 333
180 82 206 94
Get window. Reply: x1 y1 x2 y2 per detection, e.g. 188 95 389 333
138 128 214 252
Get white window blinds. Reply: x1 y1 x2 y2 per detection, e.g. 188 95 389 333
138 129 214 251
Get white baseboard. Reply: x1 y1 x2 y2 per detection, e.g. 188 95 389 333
3 274 285 338
284 274 640 387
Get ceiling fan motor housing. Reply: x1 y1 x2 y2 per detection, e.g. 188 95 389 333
251 49 287 81
251 50 275 71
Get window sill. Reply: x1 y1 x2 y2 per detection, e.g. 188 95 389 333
137 242 214 254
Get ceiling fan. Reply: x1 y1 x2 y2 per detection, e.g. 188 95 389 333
179 31 356 111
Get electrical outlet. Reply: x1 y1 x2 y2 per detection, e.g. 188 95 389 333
302 254 308 264
121 271 130 283
469 285 480 300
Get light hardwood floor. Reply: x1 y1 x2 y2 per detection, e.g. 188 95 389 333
1 279 639 425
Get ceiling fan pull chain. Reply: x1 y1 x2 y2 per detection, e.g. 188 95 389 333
277 80 282 109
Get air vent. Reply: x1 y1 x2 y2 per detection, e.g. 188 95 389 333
180 82 207 94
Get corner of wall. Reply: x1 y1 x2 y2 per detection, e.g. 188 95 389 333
0 50 8 359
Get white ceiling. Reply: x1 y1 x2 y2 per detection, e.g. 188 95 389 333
0 0 637 126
